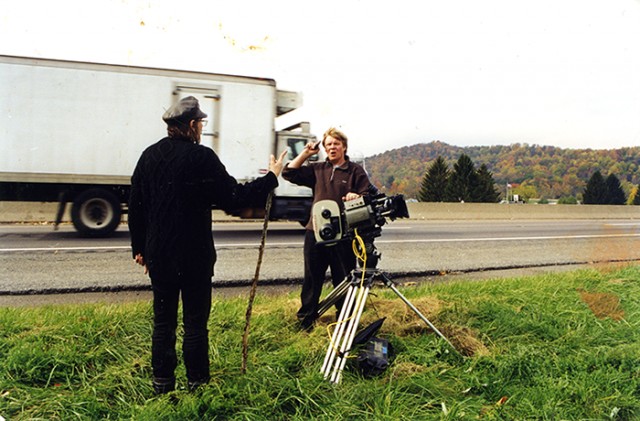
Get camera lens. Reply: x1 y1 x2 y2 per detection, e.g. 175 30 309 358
320 225 335 240
321 209 332 219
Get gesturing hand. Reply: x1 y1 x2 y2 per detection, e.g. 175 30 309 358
269 150 288 177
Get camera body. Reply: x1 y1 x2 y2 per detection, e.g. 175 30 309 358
312 192 409 245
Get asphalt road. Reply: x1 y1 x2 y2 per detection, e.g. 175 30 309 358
2 219 640 296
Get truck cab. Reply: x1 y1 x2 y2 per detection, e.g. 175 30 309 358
271 123 319 224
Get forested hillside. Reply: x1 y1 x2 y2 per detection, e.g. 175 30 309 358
365 141 640 200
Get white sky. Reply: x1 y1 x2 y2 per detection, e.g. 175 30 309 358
2 0 639 156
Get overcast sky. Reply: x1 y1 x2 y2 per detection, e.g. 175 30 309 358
2 0 639 156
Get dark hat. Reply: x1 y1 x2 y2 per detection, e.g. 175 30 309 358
162 96 208 126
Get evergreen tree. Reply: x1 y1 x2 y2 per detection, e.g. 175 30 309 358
475 164 501 203
418 156 449 202
633 186 640 205
605 173 626 205
385 176 395 189
445 154 477 202
583 170 607 204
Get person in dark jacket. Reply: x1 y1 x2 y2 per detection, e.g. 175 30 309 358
282 127 372 331
129 96 286 394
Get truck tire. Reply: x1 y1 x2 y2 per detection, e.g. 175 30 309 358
71 189 122 237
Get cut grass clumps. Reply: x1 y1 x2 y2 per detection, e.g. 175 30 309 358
0 265 638 419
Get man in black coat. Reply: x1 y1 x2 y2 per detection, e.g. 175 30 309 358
129 96 286 394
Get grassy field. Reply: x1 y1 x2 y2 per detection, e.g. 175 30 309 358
1 265 639 420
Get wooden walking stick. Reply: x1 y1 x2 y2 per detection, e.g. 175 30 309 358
241 191 273 374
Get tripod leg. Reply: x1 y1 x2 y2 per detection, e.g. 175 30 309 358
330 284 371 384
321 283 358 378
316 273 355 318
381 274 457 352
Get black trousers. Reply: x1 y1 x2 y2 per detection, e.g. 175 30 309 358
150 272 212 383
298 230 357 322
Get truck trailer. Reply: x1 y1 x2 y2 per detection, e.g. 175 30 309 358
0 55 317 236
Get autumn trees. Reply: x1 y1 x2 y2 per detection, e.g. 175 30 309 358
418 154 500 203
418 162 632 204
368 142 640 204
418 159 630 205
366 141 640 201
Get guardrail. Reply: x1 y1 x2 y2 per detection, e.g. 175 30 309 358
405 202 640 220
1 201 639 223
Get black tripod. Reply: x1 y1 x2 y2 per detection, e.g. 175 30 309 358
316 236 455 384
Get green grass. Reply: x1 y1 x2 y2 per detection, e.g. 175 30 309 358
1 265 639 420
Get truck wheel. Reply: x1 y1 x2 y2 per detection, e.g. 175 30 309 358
71 189 122 237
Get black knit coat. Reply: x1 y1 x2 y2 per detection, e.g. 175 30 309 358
129 136 278 279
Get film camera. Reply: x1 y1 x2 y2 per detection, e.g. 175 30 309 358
312 191 410 245
312 191 456 384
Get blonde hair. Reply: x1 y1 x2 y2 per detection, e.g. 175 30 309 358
322 127 348 151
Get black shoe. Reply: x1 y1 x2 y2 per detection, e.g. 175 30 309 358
153 376 175 395
297 318 315 333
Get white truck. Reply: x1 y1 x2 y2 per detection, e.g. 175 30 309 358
0 55 318 236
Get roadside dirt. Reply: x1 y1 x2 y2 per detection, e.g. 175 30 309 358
0 264 592 308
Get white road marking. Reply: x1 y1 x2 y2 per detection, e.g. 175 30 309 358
2 232 640 253
0 246 132 252
375 232 640 244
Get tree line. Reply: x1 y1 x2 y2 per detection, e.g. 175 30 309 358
366 141 640 201
417 158 639 205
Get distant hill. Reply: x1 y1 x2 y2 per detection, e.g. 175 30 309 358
365 141 640 200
